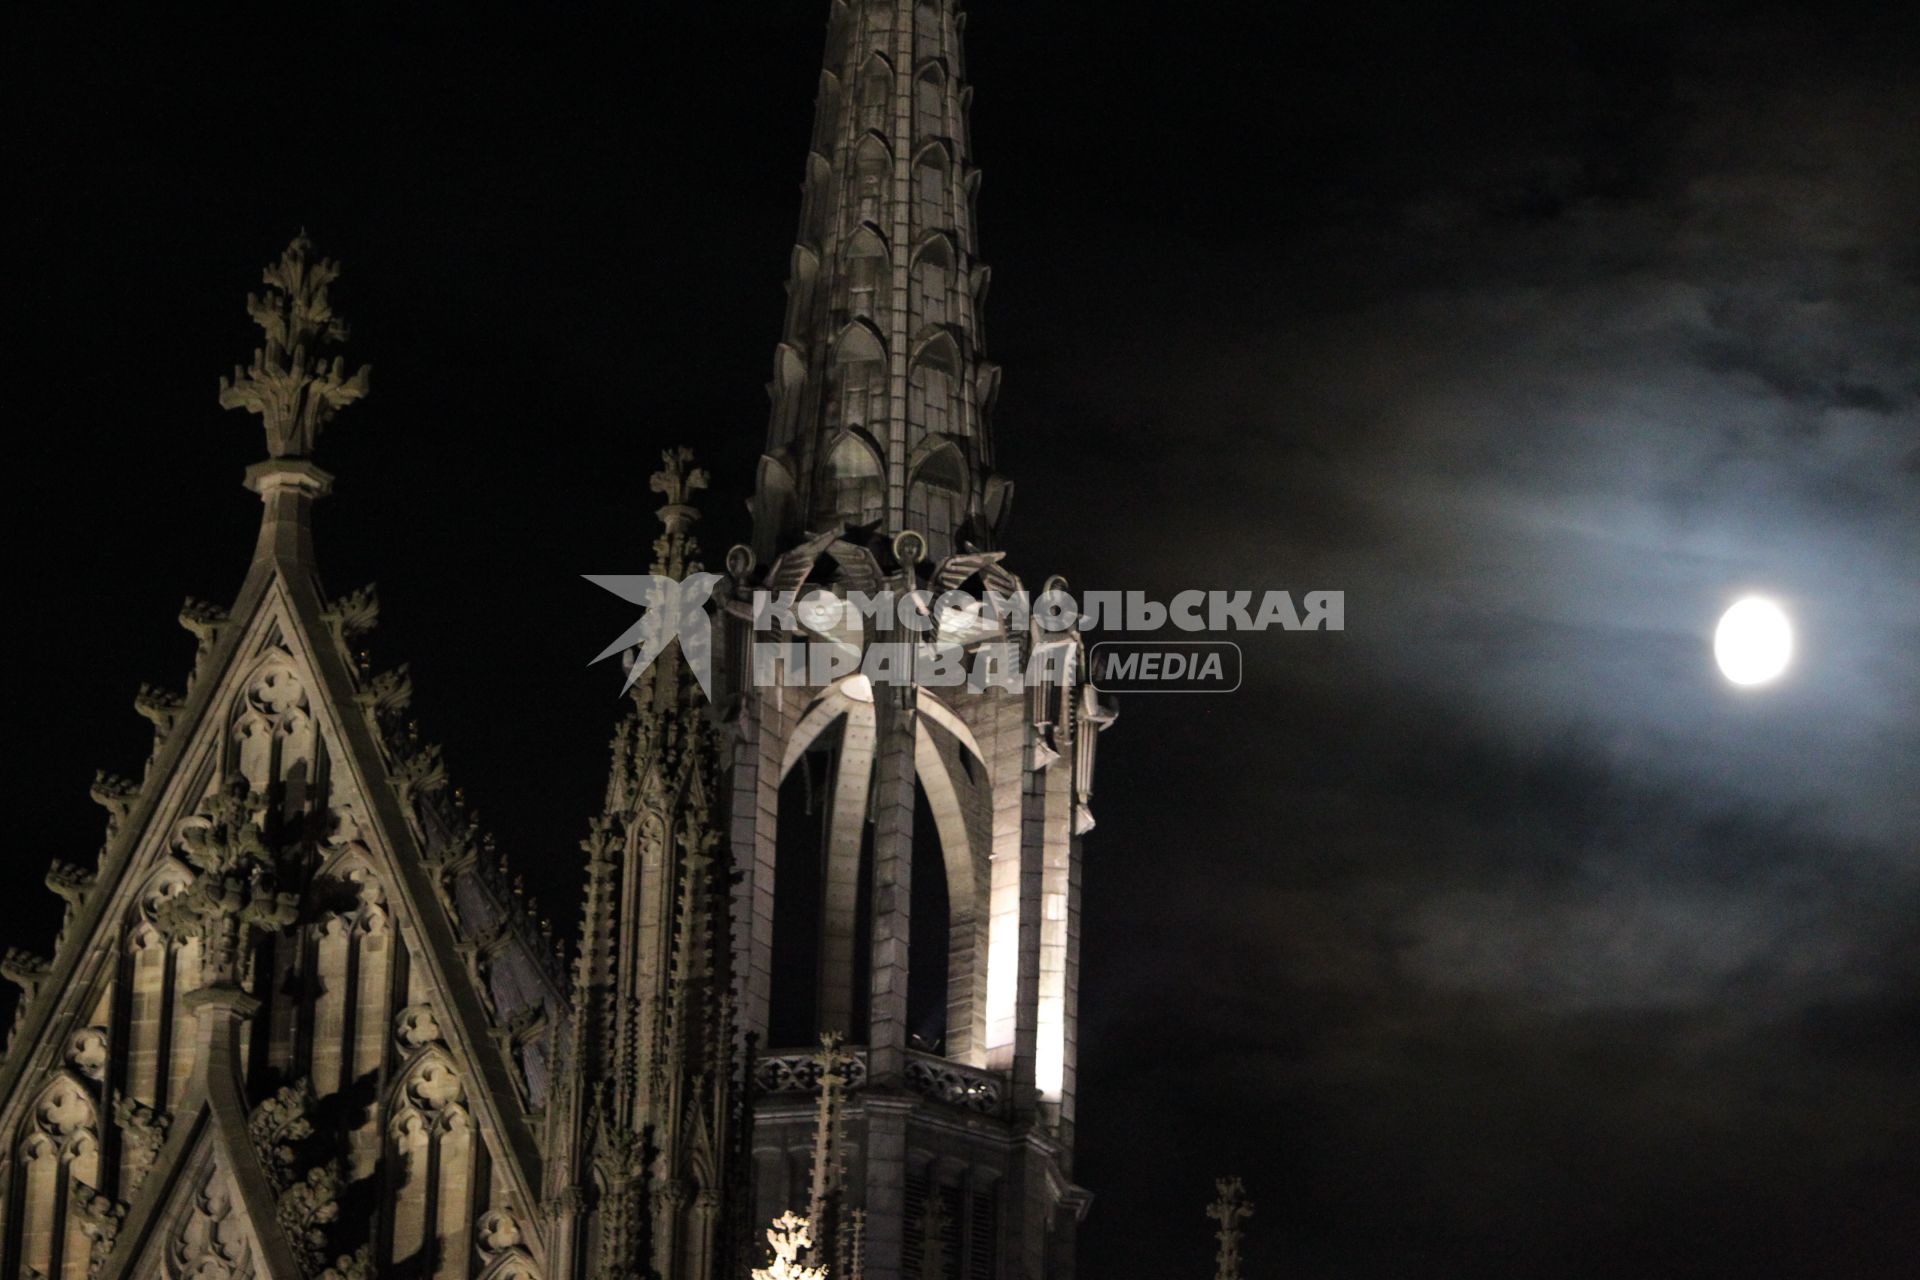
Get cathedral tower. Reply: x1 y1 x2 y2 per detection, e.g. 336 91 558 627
723 4 1115 1277
750 0 1010 568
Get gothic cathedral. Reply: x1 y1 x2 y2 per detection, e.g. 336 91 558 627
0 5 1113 1279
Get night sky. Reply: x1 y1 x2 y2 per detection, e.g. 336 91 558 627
9 3 1918 1276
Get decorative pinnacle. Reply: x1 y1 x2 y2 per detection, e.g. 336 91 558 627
219 232 371 460
1208 1176 1254 1280
649 446 710 577
651 447 709 534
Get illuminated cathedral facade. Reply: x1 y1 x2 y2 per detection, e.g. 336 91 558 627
0 4 1111 1278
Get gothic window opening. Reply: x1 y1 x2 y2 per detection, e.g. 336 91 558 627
910 232 955 330
844 223 888 323
822 432 886 528
908 439 967 538
903 1169 998 1280
856 53 893 136
907 780 952 1054
915 61 947 139
908 341 959 446
770 731 834 1049
827 321 887 449
913 141 951 232
383 1051 479 1278
853 131 891 226
4 1075 99 1280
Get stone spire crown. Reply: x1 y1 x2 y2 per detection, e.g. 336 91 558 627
751 0 1012 565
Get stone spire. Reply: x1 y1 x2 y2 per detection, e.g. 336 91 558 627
551 449 749 1280
751 0 1012 565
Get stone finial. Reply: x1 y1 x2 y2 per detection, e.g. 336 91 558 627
1208 1176 1254 1280
650 447 710 531
648 446 710 578
219 232 371 460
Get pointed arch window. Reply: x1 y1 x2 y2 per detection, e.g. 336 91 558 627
908 437 970 543
384 1050 479 1276
843 223 889 323
853 132 892 227
856 52 894 136
915 60 948 139
910 232 957 330
912 141 952 232
909 330 964 448
5 1075 100 1280
828 321 889 441
823 433 886 526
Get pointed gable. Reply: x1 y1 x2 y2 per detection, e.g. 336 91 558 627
1 238 553 1280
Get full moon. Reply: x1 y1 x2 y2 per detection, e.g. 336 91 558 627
1714 596 1793 686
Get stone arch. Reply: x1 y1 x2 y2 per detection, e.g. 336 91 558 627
827 319 889 449
6 1072 99 1280
912 139 953 230
766 678 991 1061
119 860 199 1111
842 222 890 322
821 432 886 527
910 328 962 378
855 50 894 135
909 328 965 452
909 691 991 1061
911 229 957 272
910 230 959 329
306 845 395 1108
908 436 970 540
914 58 949 137
228 649 317 813
909 436 969 498
832 318 887 366
384 1048 476 1276
851 131 892 224
770 678 878 1046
